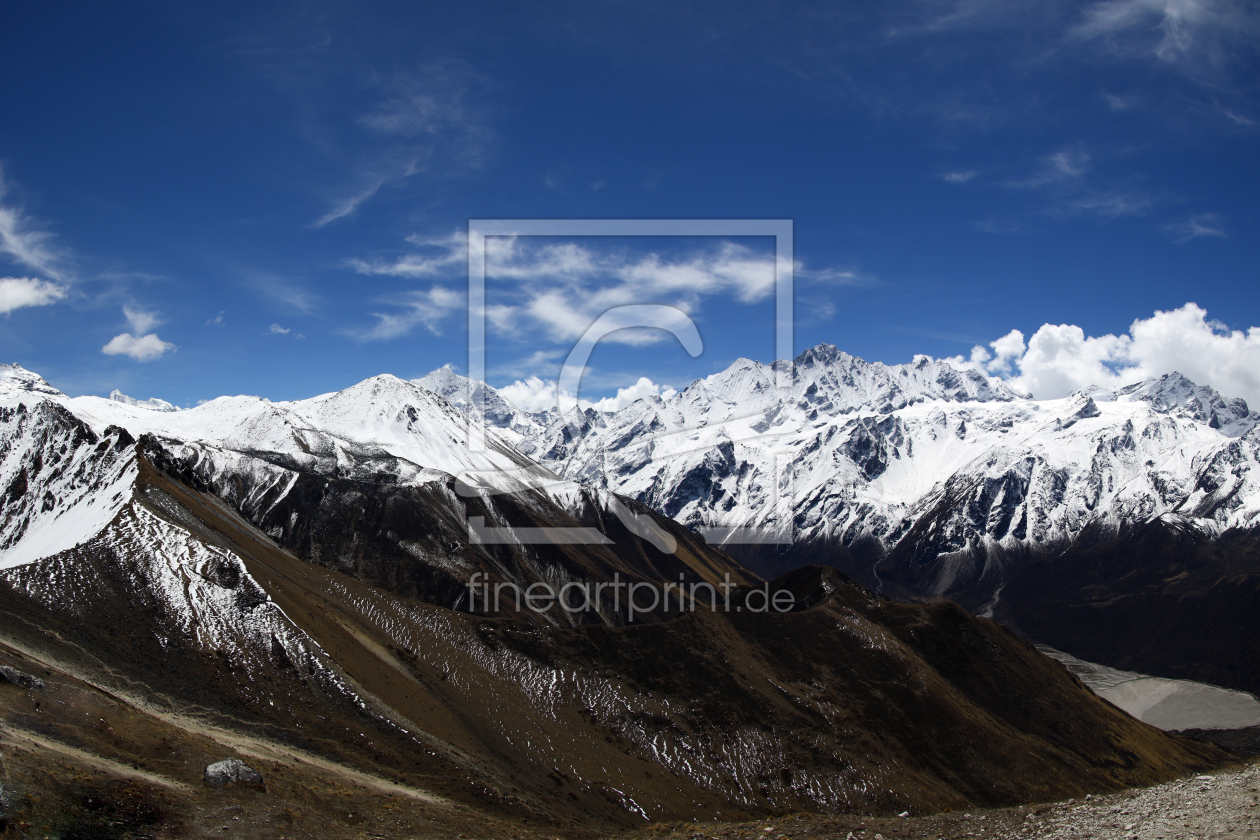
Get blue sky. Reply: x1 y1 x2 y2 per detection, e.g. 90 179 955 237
1 1 1258 408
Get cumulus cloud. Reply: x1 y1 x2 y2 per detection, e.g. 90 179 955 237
101 307 177 361
269 323 291 334
0 276 65 314
496 374 677 414
497 376 563 413
584 376 679 412
950 302 1260 406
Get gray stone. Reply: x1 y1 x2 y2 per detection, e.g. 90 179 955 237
203 758 264 787
0 665 44 691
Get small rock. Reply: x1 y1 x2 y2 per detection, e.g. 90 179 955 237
0 665 44 691
204 758 264 788
897 811 909 818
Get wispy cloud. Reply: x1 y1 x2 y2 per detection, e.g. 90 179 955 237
1066 190 1155 218
1220 107 1254 125
1070 0 1260 72
351 235 865 343
354 285 464 341
973 219 1026 234
313 178 386 228
1009 148 1091 188
0 170 70 284
1165 212 1228 243
348 229 466 277
1102 91 1135 110
313 61 494 227
269 323 290 334
239 265 319 314
941 170 978 183
1004 146 1157 220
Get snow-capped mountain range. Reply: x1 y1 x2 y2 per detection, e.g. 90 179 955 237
0 361 747 626
5 343 1259 608
416 344 1260 603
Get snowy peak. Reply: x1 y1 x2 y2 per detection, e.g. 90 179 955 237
0 364 64 400
1112 372 1253 435
413 366 522 427
787 345 1024 415
109 389 180 412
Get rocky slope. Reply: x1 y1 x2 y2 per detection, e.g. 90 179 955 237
615 762 1260 840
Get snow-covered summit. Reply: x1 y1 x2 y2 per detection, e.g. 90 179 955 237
1108 372 1254 436
109 389 180 412
0 363 64 400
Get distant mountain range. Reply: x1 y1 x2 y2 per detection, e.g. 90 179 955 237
417 346 1260 692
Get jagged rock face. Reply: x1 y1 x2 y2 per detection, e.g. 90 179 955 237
0 398 137 570
416 349 1260 603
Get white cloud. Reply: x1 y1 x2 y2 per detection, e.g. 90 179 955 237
0 276 65 314
357 285 463 340
314 61 492 227
313 178 386 228
269 323 291 334
950 302 1260 406
124 307 159 335
351 234 860 343
584 376 678 412
941 170 977 183
239 266 319 314
102 308 176 361
1103 91 1134 110
496 374 677 414
1010 148 1091 188
102 333 177 362
349 229 466 277
1165 213 1227 243
497 376 563 413
1071 0 1255 65
0 172 68 282
973 219 1026 234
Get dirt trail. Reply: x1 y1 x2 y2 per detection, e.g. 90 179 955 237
0 724 190 790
